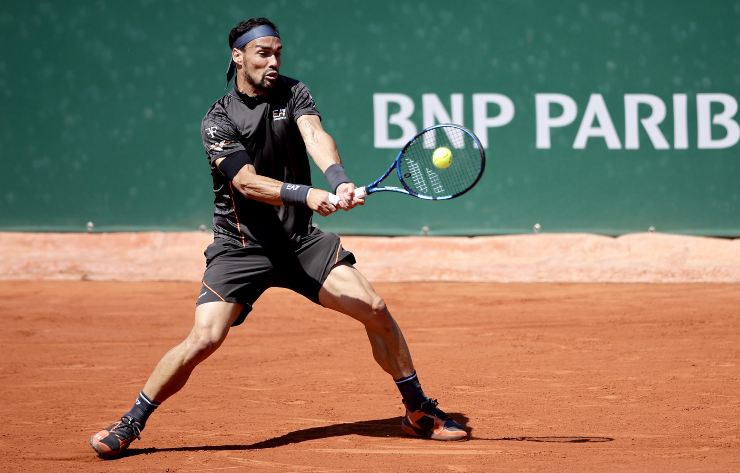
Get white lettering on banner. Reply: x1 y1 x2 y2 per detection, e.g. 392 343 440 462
624 94 670 150
573 94 622 149
374 92 739 150
673 94 689 149
422 94 465 149
697 93 740 149
374 93 514 149
373 93 416 148
472 94 515 148
534 93 738 150
535 94 578 149
423 93 463 129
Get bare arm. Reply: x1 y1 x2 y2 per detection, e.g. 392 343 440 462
296 115 363 208
214 158 337 216
296 114 342 172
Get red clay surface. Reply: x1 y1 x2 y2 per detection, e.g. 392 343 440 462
1 281 738 472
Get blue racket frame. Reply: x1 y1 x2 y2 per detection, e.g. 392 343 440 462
360 124 485 201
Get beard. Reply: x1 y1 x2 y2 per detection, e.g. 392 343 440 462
245 68 278 92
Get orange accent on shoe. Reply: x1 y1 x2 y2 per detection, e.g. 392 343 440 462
401 399 468 441
89 416 141 459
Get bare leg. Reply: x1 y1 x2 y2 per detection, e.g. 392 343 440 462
90 301 244 458
141 301 243 403
318 263 414 379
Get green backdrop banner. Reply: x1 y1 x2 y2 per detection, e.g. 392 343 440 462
1 0 738 235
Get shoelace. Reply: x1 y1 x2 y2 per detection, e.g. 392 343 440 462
419 398 450 420
113 416 142 440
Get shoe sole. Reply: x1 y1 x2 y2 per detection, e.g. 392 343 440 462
401 418 468 441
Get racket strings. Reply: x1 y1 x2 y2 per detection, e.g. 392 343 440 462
400 126 484 198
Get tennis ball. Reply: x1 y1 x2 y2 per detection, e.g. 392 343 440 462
432 147 452 169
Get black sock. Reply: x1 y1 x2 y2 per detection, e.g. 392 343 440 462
124 391 159 429
395 372 427 411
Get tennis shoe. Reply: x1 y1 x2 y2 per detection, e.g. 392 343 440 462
89 415 141 459
401 398 468 441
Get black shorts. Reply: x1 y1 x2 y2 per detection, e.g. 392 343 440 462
196 228 356 326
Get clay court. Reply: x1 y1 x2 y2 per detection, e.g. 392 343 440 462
2 1 738 471
1 234 739 472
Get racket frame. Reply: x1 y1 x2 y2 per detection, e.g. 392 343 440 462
364 124 485 200
328 124 485 204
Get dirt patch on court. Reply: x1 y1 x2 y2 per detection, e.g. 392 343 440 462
0 281 738 472
1 232 739 282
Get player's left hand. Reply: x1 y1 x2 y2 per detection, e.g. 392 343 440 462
336 182 364 210
307 189 339 216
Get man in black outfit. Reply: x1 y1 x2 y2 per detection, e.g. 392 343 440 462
90 17 467 459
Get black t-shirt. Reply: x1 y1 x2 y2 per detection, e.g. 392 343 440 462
201 76 320 248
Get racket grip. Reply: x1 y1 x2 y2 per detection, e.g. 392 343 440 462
328 186 367 205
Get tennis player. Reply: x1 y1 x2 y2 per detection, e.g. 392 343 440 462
89 17 467 459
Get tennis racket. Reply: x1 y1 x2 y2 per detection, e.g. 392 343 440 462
329 124 485 204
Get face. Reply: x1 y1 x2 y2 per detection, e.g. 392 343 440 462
233 36 282 94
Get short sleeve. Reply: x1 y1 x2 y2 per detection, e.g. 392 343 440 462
201 104 245 164
291 82 321 121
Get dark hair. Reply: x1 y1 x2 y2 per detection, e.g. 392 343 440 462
229 17 279 49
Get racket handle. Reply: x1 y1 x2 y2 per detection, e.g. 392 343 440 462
328 186 367 206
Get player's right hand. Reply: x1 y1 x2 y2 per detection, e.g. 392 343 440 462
335 182 364 210
307 189 338 216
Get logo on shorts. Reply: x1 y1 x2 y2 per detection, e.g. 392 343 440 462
205 126 218 138
198 291 208 299
272 108 287 121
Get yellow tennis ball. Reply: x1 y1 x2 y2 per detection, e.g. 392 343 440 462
432 147 452 169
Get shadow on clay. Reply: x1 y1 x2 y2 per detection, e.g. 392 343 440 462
119 413 469 458
118 414 612 459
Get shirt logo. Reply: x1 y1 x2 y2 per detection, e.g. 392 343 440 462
208 140 235 152
272 109 287 121
208 140 227 152
205 126 218 138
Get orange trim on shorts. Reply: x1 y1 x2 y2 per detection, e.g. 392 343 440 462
334 240 342 264
202 281 226 302
229 182 247 248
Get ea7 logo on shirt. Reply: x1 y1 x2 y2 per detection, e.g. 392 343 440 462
205 126 218 138
272 109 287 121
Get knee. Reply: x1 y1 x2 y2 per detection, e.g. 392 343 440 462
370 295 388 317
183 327 225 362
364 296 392 331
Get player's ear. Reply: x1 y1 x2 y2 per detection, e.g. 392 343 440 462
232 47 244 66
